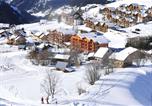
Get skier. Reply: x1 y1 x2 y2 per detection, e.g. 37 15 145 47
41 97 44 104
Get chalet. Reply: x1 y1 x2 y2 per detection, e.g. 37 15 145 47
127 3 141 11
39 32 49 42
85 20 95 29
30 31 49 42
102 3 150 27
48 28 76 45
147 7 152 16
85 20 108 32
14 36 26 45
14 28 26 37
71 32 109 52
7 35 26 45
95 22 108 32
0 30 12 38
102 7 115 15
94 47 112 63
135 12 147 23
109 47 146 68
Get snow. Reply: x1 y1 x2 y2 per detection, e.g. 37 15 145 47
124 21 152 38
56 28 76 35
80 32 109 44
0 0 152 105
0 43 151 106
107 0 152 9
0 46 86 106
94 47 109 59
78 67 152 106
17 21 73 35
54 54 70 60
110 47 138 61
32 12 46 17
87 52 95 58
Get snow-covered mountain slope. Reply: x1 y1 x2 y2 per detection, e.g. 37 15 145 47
106 0 152 8
0 1 38 24
10 0 112 13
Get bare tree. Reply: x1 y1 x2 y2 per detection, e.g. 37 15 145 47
85 63 102 85
41 70 59 100
104 58 115 75
134 51 146 67
69 44 81 66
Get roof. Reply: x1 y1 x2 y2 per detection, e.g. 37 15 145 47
79 32 109 44
54 54 70 60
0 29 5 33
78 25 93 32
94 47 109 58
110 47 138 61
87 52 95 58
56 28 76 35
56 61 68 70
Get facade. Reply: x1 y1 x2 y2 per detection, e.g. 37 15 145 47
85 20 108 32
48 29 76 45
94 47 113 63
102 3 152 27
109 47 146 68
70 32 109 52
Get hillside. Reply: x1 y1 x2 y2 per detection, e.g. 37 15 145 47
0 1 38 24
10 0 112 13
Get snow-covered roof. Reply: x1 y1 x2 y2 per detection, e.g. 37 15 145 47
0 29 5 33
33 31 43 36
79 32 109 44
54 54 70 60
94 47 109 58
50 48 70 53
26 37 34 43
56 28 76 35
110 47 138 61
78 25 93 32
87 52 95 58
108 40 126 49
37 43 47 49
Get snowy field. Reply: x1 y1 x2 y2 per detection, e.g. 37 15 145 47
0 0 152 105
0 44 151 106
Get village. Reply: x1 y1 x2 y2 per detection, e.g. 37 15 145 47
0 3 152 71
0 1 152 106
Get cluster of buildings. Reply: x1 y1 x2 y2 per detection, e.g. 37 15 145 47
101 4 152 27
0 3 152 70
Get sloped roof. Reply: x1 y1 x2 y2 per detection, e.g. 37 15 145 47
94 47 109 58
54 54 70 60
87 52 95 58
79 32 109 44
110 47 138 61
